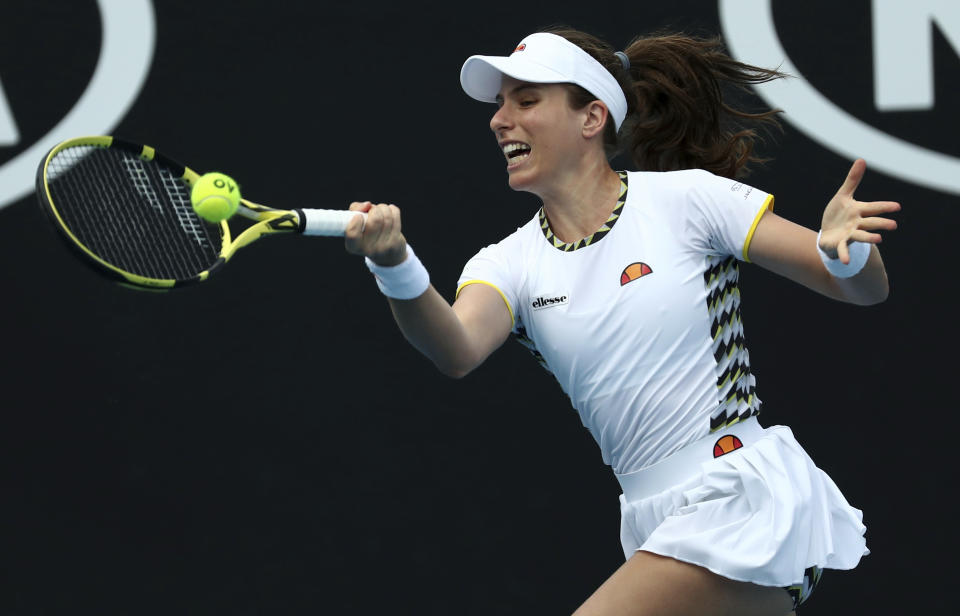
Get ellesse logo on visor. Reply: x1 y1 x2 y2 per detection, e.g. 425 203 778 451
514 43 526 52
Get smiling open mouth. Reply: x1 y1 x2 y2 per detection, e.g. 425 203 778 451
503 142 531 164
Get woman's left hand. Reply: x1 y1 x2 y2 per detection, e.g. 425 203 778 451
819 158 900 263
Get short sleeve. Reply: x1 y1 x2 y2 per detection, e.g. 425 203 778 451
684 170 774 262
456 242 519 330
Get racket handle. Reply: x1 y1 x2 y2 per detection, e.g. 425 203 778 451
297 209 367 236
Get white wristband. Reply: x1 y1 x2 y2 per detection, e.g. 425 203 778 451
817 230 870 279
364 244 430 299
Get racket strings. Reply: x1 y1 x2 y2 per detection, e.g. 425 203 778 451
55 150 156 277
46 145 223 281
58 152 178 279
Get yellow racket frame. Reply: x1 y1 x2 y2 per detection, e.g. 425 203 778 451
38 136 302 289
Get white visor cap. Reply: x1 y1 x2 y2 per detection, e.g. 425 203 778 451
460 32 628 131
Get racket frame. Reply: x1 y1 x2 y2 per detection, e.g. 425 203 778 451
36 136 304 289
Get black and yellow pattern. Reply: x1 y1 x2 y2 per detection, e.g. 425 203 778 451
704 255 762 431
785 566 823 609
539 171 628 251
513 324 549 371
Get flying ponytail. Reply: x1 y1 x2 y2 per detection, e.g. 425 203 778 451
546 26 786 179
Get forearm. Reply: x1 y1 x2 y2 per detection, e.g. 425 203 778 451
749 214 892 305
343 201 511 376
824 245 889 305
386 287 489 378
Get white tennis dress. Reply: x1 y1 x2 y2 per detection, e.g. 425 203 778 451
456 169 868 595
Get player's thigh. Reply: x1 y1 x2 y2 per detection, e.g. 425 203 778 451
573 550 794 616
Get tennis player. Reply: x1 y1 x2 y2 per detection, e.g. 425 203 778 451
344 28 898 616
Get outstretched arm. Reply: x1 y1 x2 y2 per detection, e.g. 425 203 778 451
344 201 512 378
747 159 900 305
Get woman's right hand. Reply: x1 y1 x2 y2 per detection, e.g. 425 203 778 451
344 201 408 266
343 201 512 377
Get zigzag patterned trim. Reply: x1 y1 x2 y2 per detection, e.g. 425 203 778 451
539 171 628 252
513 324 550 372
705 256 762 432
785 566 823 609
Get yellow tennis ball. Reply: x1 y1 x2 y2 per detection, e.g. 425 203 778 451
191 172 240 222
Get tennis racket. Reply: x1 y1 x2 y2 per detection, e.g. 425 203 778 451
35 135 364 290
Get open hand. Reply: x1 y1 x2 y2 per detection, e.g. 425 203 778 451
819 159 900 263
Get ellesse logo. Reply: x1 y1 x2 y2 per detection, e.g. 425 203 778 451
620 262 652 286
0 0 156 211
531 294 568 310
713 434 744 458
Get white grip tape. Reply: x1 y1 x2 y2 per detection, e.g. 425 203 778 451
300 209 367 236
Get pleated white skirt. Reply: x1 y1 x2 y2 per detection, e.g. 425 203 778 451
618 421 868 587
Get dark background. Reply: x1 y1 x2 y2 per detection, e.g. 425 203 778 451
0 1 953 614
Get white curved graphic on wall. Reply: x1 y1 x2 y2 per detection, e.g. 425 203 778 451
0 0 155 211
719 0 960 196
0 78 19 145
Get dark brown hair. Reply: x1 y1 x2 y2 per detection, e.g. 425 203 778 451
545 26 786 179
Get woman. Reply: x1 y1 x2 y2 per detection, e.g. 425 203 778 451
343 27 899 616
